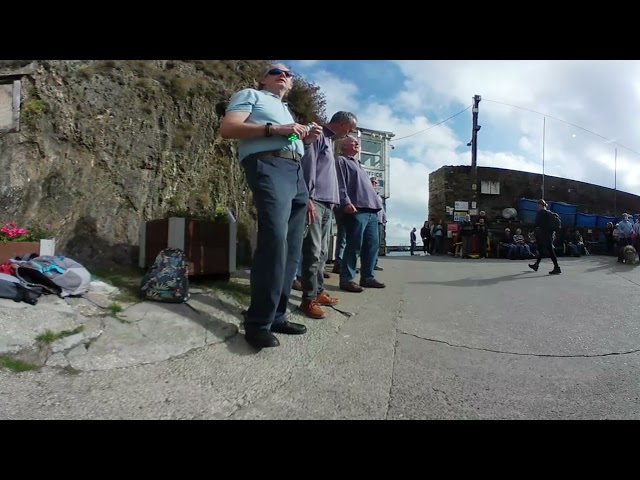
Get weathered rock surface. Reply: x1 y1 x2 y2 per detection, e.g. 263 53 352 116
0 60 271 266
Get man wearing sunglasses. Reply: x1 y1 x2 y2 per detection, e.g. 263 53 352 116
220 63 322 349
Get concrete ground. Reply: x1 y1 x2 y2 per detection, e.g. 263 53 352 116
1 253 639 419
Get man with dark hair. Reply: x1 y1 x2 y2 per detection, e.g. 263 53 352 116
298 111 358 319
528 199 561 275
220 63 323 349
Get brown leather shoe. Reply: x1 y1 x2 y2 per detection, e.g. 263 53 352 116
316 291 339 305
360 279 386 288
340 281 363 293
292 279 302 291
299 299 326 319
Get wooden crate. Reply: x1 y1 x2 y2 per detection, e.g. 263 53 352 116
138 217 236 276
0 239 56 262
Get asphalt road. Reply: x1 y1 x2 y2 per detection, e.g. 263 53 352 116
1 253 638 419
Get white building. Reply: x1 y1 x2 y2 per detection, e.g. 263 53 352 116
354 126 394 200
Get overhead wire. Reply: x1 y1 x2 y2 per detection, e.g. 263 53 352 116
388 97 640 160
391 105 472 142
483 98 640 158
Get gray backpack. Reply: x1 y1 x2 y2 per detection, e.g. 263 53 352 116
13 255 91 297
0 272 43 304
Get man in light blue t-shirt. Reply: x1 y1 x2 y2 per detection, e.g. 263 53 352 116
220 62 323 350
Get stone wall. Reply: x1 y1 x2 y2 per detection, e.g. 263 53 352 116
429 165 640 226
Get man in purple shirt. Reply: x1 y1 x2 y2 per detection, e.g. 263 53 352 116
299 111 358 319
336 135 386 292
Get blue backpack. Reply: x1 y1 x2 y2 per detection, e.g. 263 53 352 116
140 248 190 303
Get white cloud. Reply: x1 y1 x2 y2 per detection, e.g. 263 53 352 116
296 60 319 67
392 60 640 195
385 156 430 246
307 70 359 116
298 61 640 248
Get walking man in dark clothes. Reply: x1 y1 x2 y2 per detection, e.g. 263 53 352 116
528 199 561 275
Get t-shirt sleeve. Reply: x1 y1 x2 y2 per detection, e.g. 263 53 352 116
226 89 258 113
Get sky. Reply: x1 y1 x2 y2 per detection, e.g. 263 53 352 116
283 60 640 247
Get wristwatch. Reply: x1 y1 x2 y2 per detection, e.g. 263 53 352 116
265 123 273 137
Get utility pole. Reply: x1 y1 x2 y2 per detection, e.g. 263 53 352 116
541 117 546 199
470 95 481 205
614 147 617 217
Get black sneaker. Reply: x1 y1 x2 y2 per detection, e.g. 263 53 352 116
549 268 561 275
528 263 539 272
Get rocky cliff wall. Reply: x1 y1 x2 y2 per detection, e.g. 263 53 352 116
0 60 276 267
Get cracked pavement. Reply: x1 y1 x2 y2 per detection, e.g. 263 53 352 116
2 254 640 419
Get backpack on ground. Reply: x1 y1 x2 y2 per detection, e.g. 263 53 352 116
139 248 190 303
544 209 562 231
0 272 43 305
13 255 91 297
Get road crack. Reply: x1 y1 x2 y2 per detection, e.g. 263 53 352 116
385 299 403 420
399 331 640 358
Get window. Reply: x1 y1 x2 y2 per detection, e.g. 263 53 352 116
360 138 382 156
481 180 500 195
361 152 382 169
0 79 21 133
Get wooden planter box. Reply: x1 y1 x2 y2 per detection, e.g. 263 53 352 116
138 217 236 276
0 239 55 261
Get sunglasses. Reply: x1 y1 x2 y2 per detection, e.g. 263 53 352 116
268 68 294 78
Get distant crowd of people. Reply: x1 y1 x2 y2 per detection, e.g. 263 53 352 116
220 63 386 350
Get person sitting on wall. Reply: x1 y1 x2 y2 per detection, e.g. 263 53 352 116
572 228 587 256
527 230 538 256
498 227 513 258
508 228 532 259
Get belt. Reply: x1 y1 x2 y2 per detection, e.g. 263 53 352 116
247 149 301 162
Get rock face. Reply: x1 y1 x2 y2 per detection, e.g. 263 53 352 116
0 60 272 267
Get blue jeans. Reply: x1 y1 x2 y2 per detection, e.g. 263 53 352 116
288 250 302 289
334 215 347 264
242 154 308 330
340 210 380 284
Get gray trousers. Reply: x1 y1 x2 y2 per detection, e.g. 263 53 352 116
301 200 333 301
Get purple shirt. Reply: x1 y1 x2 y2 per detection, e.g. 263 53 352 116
301 125 339 205
377 196 387 224
336 155 383 211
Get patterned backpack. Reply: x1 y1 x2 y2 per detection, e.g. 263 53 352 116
140 248 190 303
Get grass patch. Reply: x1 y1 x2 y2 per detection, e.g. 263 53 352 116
90 266 144 303
193 278 251 306
22 99 47 127
0 356 38 373
109 302 123 315
36 325 84 344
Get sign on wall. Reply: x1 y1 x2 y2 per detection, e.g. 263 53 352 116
453 211 469 222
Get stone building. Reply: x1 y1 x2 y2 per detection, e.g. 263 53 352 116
428 165 640 227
